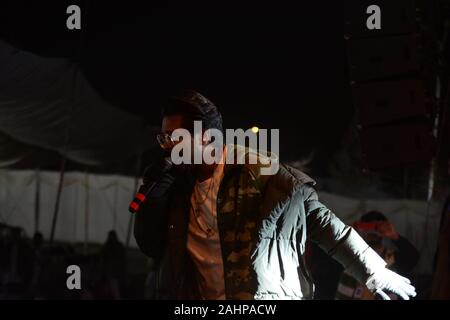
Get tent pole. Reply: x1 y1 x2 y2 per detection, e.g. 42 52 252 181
84 170 89 254
34 167 41 234
49 156 67 245
72 173 79 248
113 181 118 231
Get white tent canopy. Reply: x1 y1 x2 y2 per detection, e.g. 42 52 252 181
0 39 154 167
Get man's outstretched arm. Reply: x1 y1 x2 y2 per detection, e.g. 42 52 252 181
302 184 416 300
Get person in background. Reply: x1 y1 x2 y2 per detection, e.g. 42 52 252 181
335 211 419 300
27 232 45 299
97 231 126 299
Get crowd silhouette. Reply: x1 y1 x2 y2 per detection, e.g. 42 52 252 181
0 225 143 300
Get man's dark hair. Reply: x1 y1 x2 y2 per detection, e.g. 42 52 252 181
361 210 388 222
161 89 223 134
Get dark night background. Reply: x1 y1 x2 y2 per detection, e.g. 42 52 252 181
0 1 349 174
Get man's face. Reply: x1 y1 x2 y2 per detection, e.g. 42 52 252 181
160 114 203 167
161 114 186 138
361 232 396 267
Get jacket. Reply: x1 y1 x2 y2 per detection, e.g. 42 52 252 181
134 145 386 299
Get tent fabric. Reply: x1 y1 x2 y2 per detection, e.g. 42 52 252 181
0 169 138 249
0 39 155 167
0 132 36 167
0 169 443 274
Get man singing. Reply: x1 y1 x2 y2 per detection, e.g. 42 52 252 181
133 89 416 300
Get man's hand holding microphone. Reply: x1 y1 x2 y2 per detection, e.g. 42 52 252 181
129 155 176 214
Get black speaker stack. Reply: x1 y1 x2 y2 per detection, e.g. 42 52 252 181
345 0 439 170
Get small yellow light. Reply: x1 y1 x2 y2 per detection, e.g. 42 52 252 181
251 126 259 134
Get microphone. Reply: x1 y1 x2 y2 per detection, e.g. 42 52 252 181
129 157 173 214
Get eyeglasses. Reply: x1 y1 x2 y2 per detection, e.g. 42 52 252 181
156 133 176 150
